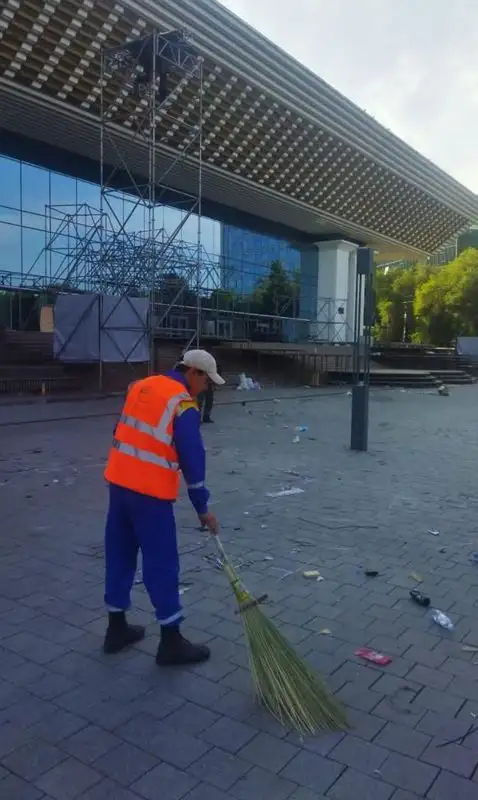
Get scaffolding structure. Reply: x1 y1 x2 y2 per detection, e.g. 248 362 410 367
311 299 353 344
35 29 205 376
99 29 205 373
2 198 314 344
0 22 319 348
30 205 220 298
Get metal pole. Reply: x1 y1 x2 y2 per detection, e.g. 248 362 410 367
149 34 157 375
99 49 105 391
196 60 204 348
350 248 373 452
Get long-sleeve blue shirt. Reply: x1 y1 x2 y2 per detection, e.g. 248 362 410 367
168 371 210 515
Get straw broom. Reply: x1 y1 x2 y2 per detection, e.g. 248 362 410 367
214 536 348 735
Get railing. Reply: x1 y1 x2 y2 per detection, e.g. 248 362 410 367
0 375 79 396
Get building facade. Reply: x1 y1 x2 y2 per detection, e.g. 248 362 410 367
0 152 309 339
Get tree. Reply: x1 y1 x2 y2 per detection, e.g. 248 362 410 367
155 272 197 307
374 263 435 342
414 248 478 344
206 288 235 311
374 247 478 346
252 260 299 317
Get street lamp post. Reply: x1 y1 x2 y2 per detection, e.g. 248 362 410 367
350 248 374 452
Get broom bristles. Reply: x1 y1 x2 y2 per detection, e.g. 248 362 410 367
243 606 348 735
218 541 348 736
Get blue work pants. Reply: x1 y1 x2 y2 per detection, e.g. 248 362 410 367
104 484 182 627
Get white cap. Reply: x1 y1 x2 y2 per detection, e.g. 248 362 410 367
180 349 225 385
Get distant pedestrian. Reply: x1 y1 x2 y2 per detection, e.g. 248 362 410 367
198 362 222 424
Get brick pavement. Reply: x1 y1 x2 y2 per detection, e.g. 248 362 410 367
2 385 478 799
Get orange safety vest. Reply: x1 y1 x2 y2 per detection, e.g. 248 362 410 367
104 375 193 500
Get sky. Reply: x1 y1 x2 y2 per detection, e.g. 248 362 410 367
218 0 478 194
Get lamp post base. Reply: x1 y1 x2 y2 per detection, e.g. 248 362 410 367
350 384 369 452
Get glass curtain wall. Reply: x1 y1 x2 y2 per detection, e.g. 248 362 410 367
0 154 310 340
221 224 300 294
0 154 221 288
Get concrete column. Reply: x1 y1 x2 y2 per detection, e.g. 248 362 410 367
300 240 359 343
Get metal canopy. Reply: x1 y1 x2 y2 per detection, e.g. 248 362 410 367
0 0 477 258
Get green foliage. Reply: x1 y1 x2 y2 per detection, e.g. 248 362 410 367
375 248 478 345
207 261 299 318
251 260 299 317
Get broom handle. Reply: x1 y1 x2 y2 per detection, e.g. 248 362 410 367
211 535 240 588
213 534 227 562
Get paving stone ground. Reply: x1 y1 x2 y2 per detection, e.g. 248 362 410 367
2 384 478 800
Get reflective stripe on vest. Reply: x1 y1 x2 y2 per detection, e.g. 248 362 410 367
112 439 180 471
118 390 190 445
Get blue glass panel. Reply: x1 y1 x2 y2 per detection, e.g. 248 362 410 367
221 224 300 295
0 156 21 209
0 219 22 273
123 202 147 235
21 162 50 216
76 177 100 208
102 191 126 232
22 227 47 281
50 171 78 209
21 209 49 233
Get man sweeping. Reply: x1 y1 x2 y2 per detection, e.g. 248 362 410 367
102 349 225 665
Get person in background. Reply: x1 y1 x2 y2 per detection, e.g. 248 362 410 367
198 361 222 424
102 349 225 666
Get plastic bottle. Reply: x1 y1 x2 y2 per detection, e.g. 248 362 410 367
431 609 454 631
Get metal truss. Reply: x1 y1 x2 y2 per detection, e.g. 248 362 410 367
310 299 353 344
97 29 205 371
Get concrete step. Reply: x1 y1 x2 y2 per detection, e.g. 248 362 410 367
429 370 475 385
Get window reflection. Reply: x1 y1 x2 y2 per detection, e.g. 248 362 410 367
21 163 50 215
0 220 22 273
22 209 48 233
0 153 221 293
124 203 147 234
0 156 21 208
50 171 78 208
76 177 100 208
22 228 47 281
103 191 126 231
47 232 72 285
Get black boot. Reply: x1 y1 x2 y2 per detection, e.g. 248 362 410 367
103 611 145 654
156 625 210 666
202 416 213 424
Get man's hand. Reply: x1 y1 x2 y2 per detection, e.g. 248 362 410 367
199 511 219 535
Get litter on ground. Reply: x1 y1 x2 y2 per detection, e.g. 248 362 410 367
237 373 261 391
409 572 424 583
355 647 392 666
431 609 454 630
410 589 430 607
267 487 305 498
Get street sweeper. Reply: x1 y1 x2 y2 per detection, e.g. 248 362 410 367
102 349 224 665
